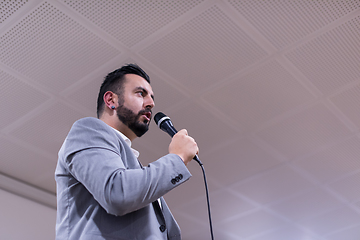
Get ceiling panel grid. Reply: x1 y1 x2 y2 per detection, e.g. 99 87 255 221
0 1 120 92
0 0 360 239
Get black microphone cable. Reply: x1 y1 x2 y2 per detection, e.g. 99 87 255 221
194 155 215 240
154 112 215 240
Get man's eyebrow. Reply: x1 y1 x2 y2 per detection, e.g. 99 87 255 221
135 86 154 100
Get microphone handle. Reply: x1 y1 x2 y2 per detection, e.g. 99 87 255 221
166 127 177 137
193 154 203 166
164 123 202 165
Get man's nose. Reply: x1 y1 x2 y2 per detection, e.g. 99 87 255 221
144 96 155 109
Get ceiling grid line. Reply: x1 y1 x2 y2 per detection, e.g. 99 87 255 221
1 1 360 239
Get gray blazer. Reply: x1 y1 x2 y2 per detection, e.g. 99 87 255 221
55 117 191 240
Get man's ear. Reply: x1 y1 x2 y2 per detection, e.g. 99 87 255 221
103 91 118 110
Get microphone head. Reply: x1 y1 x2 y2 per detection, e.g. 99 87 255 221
154 112 166 126
154 112 172 129
154 112 177 137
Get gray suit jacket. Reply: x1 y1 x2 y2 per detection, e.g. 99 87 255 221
55 117 191 240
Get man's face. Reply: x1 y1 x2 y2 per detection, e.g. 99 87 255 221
116 74 154 137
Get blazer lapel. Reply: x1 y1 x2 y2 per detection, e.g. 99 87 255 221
152 200 165 223
160 197 181 240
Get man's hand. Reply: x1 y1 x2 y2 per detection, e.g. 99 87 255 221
168 129 199 165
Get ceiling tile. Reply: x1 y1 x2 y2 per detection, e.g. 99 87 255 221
176 189 256 225
233 165 314 205
61 0 205 47
294 136 360 183
285 16 360 94
0 137 53 188
64 76 101 117
207 189 257 224
0 2 120 92
168 214 210 240
219 209 288 239
270 188 343 222
330 84 360 129
203 137 282 186
249 224 320 240
182 224 238 240
0 0 28 25
139 5 268 93
326 223 360 240
0 71 49 129
299 207 360 236
203 60 315 132
256 103 352 159
10 101 85 156
31 169 56 194
328 171 360 203
228 0 359 49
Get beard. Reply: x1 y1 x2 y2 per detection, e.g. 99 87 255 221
116 102 151 137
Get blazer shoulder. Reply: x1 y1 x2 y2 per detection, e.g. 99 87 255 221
64 117 122 153
73 117 107 128
71 117 114 135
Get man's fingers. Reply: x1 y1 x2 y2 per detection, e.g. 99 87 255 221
178 129 188 135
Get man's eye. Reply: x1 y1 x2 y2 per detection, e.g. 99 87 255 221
137 91 144 96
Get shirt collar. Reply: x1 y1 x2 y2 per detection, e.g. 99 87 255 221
111 127 140 158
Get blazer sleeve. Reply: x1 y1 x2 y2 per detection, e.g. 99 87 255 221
60 117 191 216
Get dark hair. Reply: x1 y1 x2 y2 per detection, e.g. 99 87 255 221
96 63 150 118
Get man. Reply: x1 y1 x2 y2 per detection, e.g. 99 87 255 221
55 64 198 239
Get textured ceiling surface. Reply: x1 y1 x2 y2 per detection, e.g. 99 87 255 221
1 1 360 239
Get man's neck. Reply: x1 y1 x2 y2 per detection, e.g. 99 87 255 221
99 115 137 141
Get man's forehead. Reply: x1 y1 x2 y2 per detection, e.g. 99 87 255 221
124 74 154 94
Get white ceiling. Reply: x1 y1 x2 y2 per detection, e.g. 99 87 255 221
1 0 360 239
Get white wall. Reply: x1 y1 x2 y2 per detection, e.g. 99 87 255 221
0 189 56 240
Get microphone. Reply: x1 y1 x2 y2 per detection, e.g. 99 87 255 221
154 112 202 165
154 112 177 137
154 112 213 239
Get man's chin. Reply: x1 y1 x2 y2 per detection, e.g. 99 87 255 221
130 122 149 137
134 129 148 137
